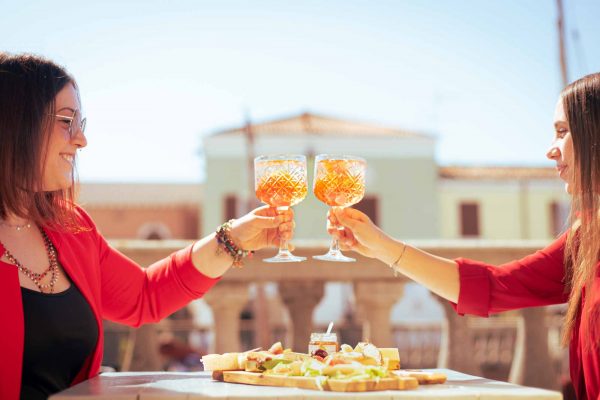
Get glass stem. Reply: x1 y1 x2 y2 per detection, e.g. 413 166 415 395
277 206 290 255
329 206 343 255
329 237 341 254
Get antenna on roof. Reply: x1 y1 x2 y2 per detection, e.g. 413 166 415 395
302 111 316 160
556 0 569 87
244 108 258 213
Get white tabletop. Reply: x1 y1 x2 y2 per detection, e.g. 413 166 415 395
49 369 562 400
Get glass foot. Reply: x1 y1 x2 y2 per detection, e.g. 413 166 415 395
313 251 355 262
263 253 306 263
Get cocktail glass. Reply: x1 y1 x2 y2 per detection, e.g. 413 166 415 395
312 154 366 262
255 154 308 262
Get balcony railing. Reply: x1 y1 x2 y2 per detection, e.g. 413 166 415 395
105 239 567 391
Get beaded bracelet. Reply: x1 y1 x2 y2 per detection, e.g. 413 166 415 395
215 219 253 268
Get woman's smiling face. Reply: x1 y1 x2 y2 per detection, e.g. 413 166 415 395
547 98 575 194
42 83 87 191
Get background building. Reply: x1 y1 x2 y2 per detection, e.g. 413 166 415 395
80 113 569 244
439 166 569 240
203 112 569 242
79 183 202 240
203 112 439 241
81 112 570 336
83 113 570 390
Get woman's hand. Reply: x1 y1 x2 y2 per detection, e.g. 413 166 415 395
327 207 395 264
230 206 295 251
328 207 460 303
191 206 295 278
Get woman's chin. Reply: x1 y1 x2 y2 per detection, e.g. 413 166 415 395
41 176 74 191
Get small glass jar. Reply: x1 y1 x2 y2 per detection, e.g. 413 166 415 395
308 332 339 356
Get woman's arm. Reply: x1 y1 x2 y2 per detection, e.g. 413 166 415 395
191 206 292 278
90 205 293 326
330 207 568 314
331 207 459 302
379 237 460 303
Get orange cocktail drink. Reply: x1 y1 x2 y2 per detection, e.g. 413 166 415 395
255 160 308 208
254 155 307 262
313 155 366 262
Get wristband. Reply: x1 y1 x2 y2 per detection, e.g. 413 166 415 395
215 220 253 268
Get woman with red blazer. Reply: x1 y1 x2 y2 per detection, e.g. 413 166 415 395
329 73 600 400
0 53 296 400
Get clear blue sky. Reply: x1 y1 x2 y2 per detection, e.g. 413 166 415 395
3 0 599 182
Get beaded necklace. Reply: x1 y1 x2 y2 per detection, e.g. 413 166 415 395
0 228 60 293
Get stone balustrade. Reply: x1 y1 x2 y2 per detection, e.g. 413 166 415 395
110 238 562 390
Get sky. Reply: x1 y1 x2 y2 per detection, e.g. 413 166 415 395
3 0 600 182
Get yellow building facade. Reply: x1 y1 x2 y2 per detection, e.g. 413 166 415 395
439 167 569 240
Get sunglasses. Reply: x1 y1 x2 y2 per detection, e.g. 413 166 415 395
49 110 87 138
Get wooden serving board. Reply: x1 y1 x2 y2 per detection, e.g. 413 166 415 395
213 370 419 392
393 370 447 385
326 376 418 392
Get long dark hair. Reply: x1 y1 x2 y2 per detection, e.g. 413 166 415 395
0 52 80 230
561 72 600 346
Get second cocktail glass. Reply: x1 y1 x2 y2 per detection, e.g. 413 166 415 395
255 154 308 262
313 154 366 262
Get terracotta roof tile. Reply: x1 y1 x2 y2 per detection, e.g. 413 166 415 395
212 112 429 138
439 166 558 180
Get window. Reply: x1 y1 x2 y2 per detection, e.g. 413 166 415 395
137 222 172 240
549 201 569 236
460 202 480 237
146 231 163 240
354 196 379 226
224 194 239 221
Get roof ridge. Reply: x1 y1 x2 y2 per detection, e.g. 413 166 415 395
439 165 559 180
210 111 428 138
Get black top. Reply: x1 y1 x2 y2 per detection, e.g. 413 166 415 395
20 284 98 400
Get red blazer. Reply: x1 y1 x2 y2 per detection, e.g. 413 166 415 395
0 207 220 400
453 233 599 400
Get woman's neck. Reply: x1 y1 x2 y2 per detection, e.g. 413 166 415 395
0 214 32 231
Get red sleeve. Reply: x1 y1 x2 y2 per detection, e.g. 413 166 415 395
76 207 220 327
452 233 569 317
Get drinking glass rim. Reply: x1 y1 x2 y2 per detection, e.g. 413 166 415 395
315 154 366 163
254 154 307 163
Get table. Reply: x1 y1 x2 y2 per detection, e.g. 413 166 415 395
49 369 562 400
